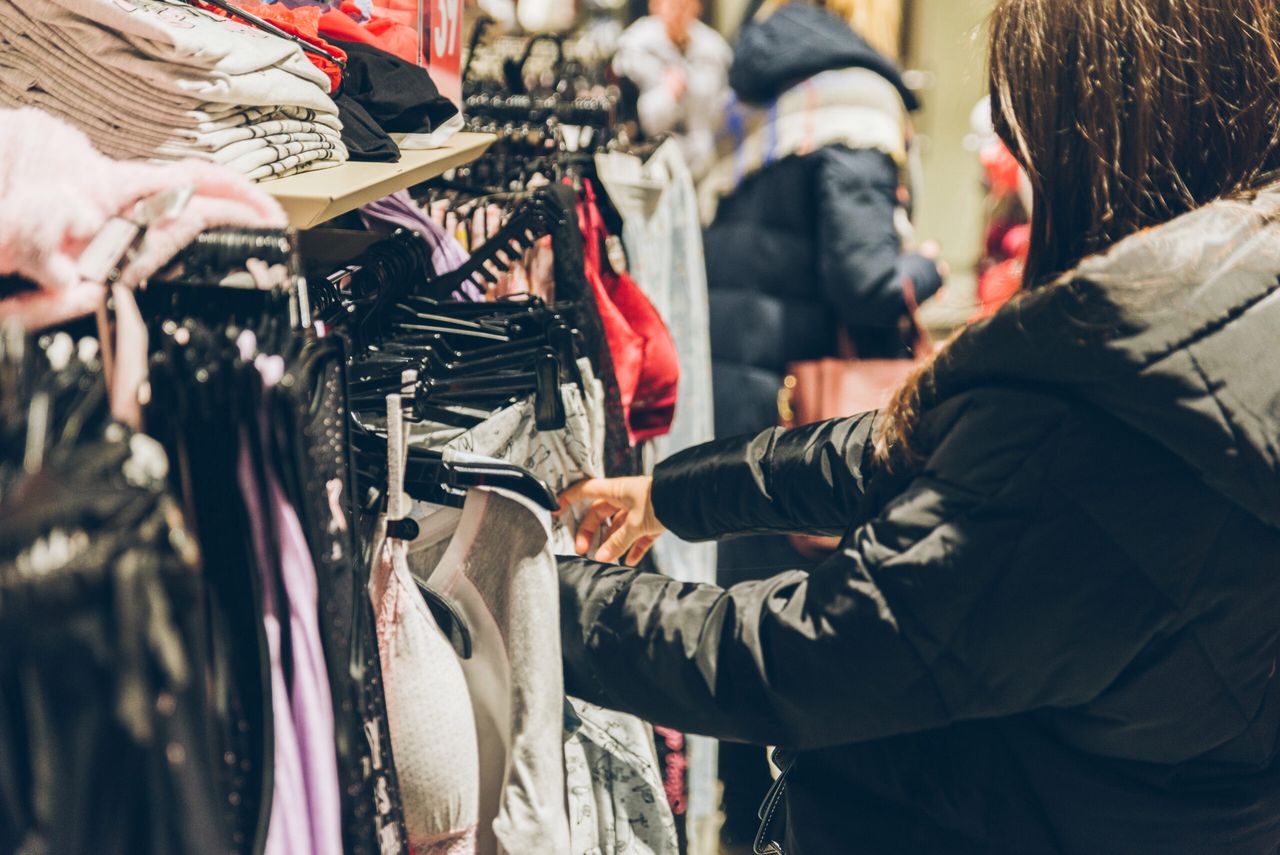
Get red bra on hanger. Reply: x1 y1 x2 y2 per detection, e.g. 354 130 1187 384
576 179 679 444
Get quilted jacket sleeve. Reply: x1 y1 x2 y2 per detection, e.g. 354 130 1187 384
649 410 887 540
816 146 943 329
559 389 1171 750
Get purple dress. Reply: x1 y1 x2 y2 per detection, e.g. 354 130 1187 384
238 346 344 855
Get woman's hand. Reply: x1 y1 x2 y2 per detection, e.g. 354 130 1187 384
558 476 667 566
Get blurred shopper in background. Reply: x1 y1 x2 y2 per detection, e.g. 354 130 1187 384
613 0 732 178
702 0 942 442
696 2 944 847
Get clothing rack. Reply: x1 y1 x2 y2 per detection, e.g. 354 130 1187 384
1 190 613 853
0 11 711 851
462 27 636 146
465 92 619 128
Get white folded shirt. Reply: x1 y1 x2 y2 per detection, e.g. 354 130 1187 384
25 0 303 77
227 139 347 177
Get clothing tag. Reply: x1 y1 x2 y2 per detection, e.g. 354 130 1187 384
77 186 195 285
374 777 392 815
109 283 148 430
377 819 402 855
134 185 195 229
77 218 140 284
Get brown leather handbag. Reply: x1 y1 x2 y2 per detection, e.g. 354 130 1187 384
777 288 932 559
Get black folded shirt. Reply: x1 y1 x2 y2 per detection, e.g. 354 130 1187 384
331 39 460 135
337 94 401 162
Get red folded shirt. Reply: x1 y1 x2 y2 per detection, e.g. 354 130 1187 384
319 1 423 65
201 2 346 92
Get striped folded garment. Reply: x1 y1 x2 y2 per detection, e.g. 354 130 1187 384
0 0 349 180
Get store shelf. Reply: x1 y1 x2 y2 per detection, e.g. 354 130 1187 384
260 132 496 229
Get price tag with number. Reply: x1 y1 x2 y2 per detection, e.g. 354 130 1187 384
426 0 462 105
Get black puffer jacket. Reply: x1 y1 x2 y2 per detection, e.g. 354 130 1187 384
705 4 942 438
560 190 1280 853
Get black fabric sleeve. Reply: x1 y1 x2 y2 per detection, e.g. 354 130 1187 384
560 390 1174 750
651 411 884 541
816 146 941 328
896 251 944 306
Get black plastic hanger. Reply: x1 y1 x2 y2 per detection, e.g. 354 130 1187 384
423 196 560 298
349 332 568 431
334 232 436 351
405 451 558 511
502 33 566 96
351 423 557 511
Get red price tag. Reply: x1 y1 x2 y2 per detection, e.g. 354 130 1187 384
426 0 462 105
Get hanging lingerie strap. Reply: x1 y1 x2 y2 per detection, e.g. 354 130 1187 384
384 372 416 542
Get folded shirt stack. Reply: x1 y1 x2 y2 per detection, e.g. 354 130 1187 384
0 0 349 180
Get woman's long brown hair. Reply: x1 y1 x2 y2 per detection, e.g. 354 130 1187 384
875 0 1280 465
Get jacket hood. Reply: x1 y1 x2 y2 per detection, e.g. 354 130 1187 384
928 188 1280 528
728 3 919 108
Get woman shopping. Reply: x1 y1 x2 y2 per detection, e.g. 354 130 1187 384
558 0 1280 852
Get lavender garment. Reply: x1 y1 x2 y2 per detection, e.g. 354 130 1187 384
258 354 345 855
237 345 344 855
361 190 483 301
238 432 314 855
265 465 345 855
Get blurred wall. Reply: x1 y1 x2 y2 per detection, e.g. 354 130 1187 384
713 0 750 36
906 0 994 328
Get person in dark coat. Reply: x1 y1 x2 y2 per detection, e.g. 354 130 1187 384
556 0 1280 851
701 0 943 442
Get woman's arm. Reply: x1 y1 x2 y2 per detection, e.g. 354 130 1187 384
652 410 888 541
559 411 889 564
559 390 1170 750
